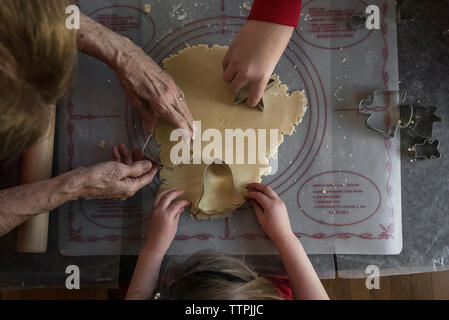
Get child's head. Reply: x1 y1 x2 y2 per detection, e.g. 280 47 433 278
156 252 283 300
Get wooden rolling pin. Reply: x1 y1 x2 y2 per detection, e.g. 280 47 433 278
17 105 56 253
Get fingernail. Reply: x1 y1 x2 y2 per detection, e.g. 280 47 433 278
144 160 152 168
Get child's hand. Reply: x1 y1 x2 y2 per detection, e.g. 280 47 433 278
244 183 295 244
143 188 189 256
223 20 293 107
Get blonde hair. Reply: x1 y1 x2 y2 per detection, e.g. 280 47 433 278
0 0 77 160
157 252 283 300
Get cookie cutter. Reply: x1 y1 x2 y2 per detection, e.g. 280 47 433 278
359 90 442 160
142 133 162 167
409 139 441 160
359 90 412 138
402 105 441 141
348 14 367 30
197 159 243 215
233 78 275 112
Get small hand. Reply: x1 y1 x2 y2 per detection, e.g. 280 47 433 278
77 143 157 200
116 45 194 139
244 183 295 244
144 188 190 255
223 20 293 107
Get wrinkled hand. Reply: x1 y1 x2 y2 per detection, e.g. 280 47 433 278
244 183 295 244
223 20 294 107
111 142 147 164
144 188 190 255
115 44 194 139
77 143 157 200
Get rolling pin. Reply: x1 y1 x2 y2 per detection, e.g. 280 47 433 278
17 105 56 253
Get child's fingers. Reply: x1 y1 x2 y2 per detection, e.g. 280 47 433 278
244 191 271 208
154 188 178 206
223 64 237 84
168 200 190 219
159 189 184 209
230 72 248 93
247 183 277 199
222 50 231 70
249 199 264 218
247 79 267 107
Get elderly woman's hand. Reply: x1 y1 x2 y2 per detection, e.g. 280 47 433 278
115 44 194 139
74 143 157 201
77 13 194 140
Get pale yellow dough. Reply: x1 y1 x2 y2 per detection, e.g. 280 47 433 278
155 44 308 219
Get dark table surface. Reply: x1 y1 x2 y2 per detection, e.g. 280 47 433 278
1 1 448 289
335 0 449 278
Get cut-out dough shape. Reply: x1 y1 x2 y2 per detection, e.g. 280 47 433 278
198 163 242 215
155 44 308 219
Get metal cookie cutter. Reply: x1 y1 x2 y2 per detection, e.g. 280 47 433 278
359 90 412 138
402 105 441 141
410 139 441 160
197 160 243 215
233 78 275 112
359 90 442 160
348 14 367 30
142 133 162 167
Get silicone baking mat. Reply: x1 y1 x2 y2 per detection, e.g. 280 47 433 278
58 0 402 255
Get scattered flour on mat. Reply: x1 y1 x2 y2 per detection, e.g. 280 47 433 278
98 140 106 149
241 2 251 11
143 3 151 14
169 3 188 21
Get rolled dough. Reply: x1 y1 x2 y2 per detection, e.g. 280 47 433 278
155 44 307 219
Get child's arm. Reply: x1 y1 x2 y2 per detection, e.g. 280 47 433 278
125 188 189 300
223 1 301 107
245 183 329 300
248 0 302 27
